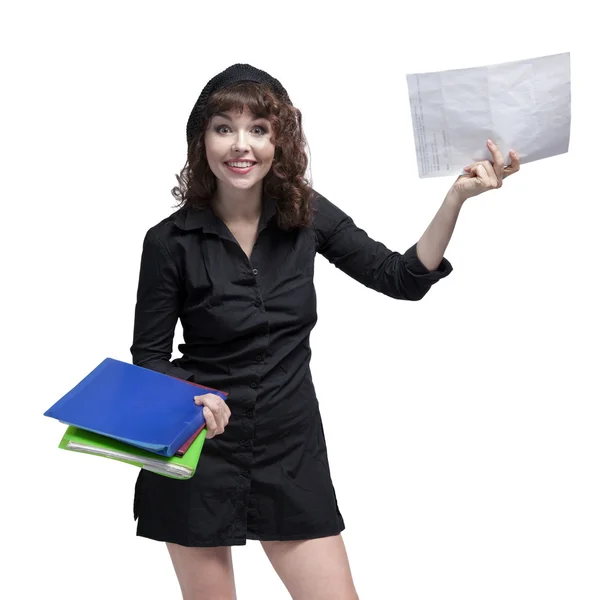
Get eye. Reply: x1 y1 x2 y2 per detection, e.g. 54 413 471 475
213 124 269 135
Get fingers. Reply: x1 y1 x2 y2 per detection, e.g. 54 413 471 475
486 139 505 185
459 141 521 200
202 406 219 439
480 160 496 183
194 393 230 439
504 149 521 178
463 152 503 188
464 162 495 185
465 142 521 182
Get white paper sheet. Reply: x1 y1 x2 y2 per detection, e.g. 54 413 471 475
406 52 571 178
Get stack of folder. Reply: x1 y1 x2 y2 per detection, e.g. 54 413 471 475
44 358 227 480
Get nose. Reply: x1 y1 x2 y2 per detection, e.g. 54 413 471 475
233 132 250 153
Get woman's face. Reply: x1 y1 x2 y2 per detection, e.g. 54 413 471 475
205 106 275 195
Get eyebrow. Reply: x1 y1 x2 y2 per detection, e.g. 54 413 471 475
213 112 268 122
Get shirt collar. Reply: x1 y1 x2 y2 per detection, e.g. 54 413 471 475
174 193 277 235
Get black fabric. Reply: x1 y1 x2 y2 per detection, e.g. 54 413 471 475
186 63 292 146
131 190 452 547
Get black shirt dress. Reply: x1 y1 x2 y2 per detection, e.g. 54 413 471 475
131 190 452 547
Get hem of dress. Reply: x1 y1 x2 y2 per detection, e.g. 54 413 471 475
136 530 248 547
135 525 346 547
246 524 346 542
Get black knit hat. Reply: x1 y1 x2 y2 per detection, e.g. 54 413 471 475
186 63 292 146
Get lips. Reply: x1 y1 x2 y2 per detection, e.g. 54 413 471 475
224 162 257 175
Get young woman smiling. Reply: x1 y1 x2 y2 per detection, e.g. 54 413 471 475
130 63 521 600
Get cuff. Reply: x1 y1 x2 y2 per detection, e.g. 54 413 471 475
148 361 195 381
403 243 453 281
167 366 196 381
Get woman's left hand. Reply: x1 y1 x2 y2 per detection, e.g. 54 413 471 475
451 139 521 202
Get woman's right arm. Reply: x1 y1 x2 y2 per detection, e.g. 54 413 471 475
130 226 194 381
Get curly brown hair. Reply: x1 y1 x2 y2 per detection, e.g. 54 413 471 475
171 81 316 230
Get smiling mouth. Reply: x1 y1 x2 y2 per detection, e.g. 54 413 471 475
224 161 257 167
224 162 257 175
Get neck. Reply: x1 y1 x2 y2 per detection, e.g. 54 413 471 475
211 187 263 224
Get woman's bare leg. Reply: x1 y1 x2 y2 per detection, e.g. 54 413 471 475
166 542 237 600
261 534 359 600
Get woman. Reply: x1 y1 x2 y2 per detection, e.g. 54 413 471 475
130 63 520 599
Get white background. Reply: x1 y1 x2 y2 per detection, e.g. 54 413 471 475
2 1 598 598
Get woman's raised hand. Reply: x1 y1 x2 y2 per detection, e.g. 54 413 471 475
452 139 521 201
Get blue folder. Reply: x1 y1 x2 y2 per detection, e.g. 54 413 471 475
44 358 227 457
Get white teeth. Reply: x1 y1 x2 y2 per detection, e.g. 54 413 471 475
226 162 254 168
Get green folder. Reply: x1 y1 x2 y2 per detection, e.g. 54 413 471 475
58 425 207 480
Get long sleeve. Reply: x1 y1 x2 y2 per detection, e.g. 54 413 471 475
130 226 194 380
313 193 452 300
